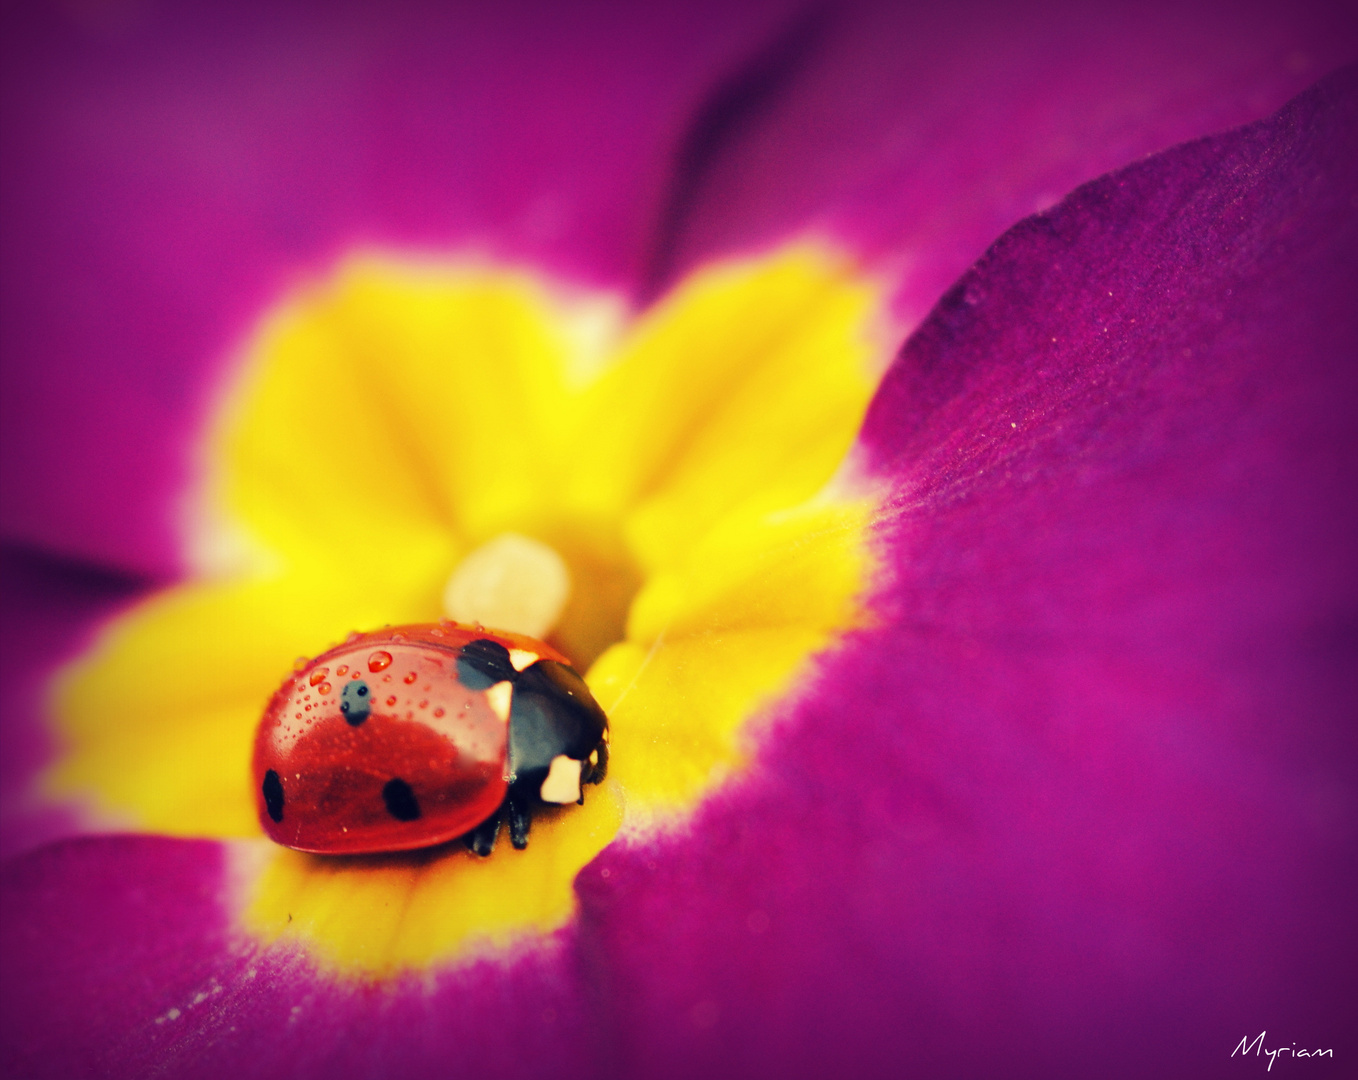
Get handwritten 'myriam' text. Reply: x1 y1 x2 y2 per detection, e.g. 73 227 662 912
1233 1032 1333 1072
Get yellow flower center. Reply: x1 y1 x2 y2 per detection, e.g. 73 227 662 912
443 532 573 639
45 245 891 977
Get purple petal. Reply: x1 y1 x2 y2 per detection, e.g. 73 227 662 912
0 836 573 1078
5 2 1356 576
656 0 1358 324
1 836 598 1080
0 547 146 858
0 1 796 576
4 71 1355 1078
8 833 661 1080
578 72 1358 1076
3 836 232 1078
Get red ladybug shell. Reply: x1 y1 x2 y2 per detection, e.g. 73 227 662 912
252 623 572 854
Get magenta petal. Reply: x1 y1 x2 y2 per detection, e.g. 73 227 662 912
659 0 1358 324
0 1 796 576
0 548 146 858
1 837 593 1080
6 3 1358 577
575 74 1358 1076
2 837 234 1078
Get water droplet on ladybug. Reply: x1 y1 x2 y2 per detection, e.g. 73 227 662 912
433 707 445 717
309 668 329 686
336 664 348 676
403 671 417 684
368 650 392 672
318 682 331 695
386 695 397 706
418 699 428 709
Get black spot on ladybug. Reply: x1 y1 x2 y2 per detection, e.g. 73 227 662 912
456 638 515 690
340 680 371 725
382 777 421 821
262 769 285 822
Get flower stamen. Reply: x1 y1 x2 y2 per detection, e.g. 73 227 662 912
442 532 571 638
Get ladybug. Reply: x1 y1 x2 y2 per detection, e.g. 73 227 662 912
251 622 608 856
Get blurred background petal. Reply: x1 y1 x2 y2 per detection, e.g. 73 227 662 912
0 0 801 577
3 0 1354 578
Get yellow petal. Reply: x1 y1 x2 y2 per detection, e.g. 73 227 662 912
589 494 877 821
208 261 601 571
46 574 441 836
239 780 623 977
627 496 876 642
562 245 883 573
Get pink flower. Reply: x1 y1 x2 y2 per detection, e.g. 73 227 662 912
3 3 1355 1077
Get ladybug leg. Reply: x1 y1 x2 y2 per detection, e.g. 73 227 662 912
507 790 532 850
464 804 503 857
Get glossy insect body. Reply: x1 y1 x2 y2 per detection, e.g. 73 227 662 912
252 623 608 856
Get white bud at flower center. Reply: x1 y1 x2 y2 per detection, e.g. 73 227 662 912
442 533 571 639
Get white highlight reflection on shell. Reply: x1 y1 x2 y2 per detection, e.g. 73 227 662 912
508 648 539 672
484 680 513 722
539 755 582 804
